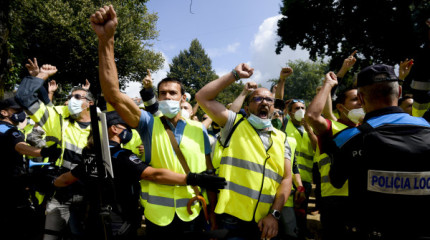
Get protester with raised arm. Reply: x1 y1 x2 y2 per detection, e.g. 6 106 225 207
304 51 360 240
90 5 222 239
196 63 292 239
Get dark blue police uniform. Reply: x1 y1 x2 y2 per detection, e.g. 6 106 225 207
330 106 430 239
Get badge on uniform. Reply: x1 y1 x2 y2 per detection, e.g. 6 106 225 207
368 169 430 195
12 131 22 138
129 154 141 164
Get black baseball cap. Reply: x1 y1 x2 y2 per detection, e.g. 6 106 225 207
0 97 22 111
105 111 129 128
357 64 399 87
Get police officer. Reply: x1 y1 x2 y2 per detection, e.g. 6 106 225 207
329 64 430 239
0 97 60 240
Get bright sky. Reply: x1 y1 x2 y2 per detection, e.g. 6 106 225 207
125 0 310 98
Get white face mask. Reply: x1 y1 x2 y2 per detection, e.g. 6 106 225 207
247 114 272 129
347 108 365 124
294 109 305 122
181 109 190 119
68 97 83 119
159 100 180 119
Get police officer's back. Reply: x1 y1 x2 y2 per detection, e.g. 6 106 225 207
329 65 430 239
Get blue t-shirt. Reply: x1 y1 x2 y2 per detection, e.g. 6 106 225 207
137 110 211 164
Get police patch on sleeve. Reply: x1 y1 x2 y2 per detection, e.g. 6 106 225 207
129 154 142 164
12 130 23 138
368 170 430 195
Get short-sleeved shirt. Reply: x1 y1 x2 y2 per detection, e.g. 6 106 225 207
220 110 292 160
71 141 148 219
0 121 25 178
0 121 27 204
137 110 212 164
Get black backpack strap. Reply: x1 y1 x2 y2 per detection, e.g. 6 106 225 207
220 116 245 148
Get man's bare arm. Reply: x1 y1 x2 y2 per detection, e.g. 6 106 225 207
306 72 338 136
91 5 141 128
275 67 293 100
196 63 254 127
229 82 257 113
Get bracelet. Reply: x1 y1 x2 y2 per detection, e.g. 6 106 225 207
231 69 240 81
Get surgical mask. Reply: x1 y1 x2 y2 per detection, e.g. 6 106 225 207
119 128 133 145
68 97 83 119
181 109 190 119
347 108 365 124
294 109 305 122
11 111 26 123
271 118 282 130
159 100 180 119
248 114 272 130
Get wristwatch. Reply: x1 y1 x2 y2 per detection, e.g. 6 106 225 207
269 209 281 220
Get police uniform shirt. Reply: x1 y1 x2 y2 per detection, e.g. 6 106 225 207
0 120 27 202
71 141 148 218
329 106 430 235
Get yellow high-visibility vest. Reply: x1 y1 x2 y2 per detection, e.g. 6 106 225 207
314 120 348 197
285 121 314 183
140 117 207 226
215 115 286 222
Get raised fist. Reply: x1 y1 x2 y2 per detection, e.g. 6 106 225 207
234 63 254 79
90 5 118 43
280 67 293 80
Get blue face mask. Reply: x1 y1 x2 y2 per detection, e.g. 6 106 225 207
159 100 180 119
11 111 26 123
68 97 83 119
247 114 272 130
119 128 133 145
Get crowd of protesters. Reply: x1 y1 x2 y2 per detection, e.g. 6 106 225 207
2 5 430 240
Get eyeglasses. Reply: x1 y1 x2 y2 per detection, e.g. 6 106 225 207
68 94 90 101
274 110 284 115
252 96 274 104
291 99 305 104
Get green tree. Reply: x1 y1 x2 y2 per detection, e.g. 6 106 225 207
276 0 430 92
270 60 328 103
1 0 164 99
167 39 218 97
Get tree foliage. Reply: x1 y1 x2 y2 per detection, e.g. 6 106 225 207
168 39 218 97
270 60 328 103
276 0 430 91
3 0 164 98
167 39 244 117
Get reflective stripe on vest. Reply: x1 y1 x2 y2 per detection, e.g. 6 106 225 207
314 121 348 197
215 115 286 222
140 117 207 226
285 121 314 182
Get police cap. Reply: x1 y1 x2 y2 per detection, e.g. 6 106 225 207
105 111 129 128
357 64 399 87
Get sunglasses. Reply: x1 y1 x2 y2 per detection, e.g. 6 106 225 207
252 96 275 104
291 99 305 104
274 110 284 115
68 94 90 101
